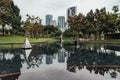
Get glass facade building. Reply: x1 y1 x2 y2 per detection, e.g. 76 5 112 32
58 16 65 32
46 14 53 26
67 6 77 18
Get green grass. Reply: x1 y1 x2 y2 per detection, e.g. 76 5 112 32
0 35 59 49
0 36 76 44
0 44 22 49
0 36 120 49
89 39 120 44
0 35 58 43
63 38 75 42
0 36 25 43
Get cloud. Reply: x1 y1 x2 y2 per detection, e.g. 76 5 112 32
13 0 120 24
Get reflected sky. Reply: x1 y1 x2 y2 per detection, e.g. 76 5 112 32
0 43 120 80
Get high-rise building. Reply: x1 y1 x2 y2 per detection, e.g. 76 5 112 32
50 20 57 27
67 6 77 18
46 14 53 26
58 16 65 32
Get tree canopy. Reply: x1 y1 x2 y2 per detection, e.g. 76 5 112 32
67 6 120 40
0 0 21 35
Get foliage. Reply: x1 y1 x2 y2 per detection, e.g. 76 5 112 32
0 0 21 35
67 13 85 37
63 28 77 37
67 6 120 40
23 14 43 38
42 25 62 38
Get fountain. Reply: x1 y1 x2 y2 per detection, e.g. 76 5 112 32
22 37 32 49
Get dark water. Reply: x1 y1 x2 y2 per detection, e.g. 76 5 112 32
0 43 120 80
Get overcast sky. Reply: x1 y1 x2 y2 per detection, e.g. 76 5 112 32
13 0 120 25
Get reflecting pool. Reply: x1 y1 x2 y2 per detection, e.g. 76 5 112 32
0 43 120 80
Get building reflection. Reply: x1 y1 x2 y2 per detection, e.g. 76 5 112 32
58 45 65 63
46 55 53 64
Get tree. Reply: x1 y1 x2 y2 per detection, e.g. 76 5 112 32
68 13 85 38
0 0 21 35
97 7 107 40
10 1 21 35
43 25 61 38
0 0 11 35
112 5 119 13
86 9 97 40
24 14 43 38
63 28 77 38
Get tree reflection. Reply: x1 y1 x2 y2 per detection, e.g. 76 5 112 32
86 66 119 78
1 43 120 79
26 43 61 67
66 43 120 78
0 49 22 80
0 73 21 80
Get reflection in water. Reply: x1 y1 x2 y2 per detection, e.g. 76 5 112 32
0 49 22 80
0 73 21 80
58 48 65 63
24 49 32 60
46 55 53 64
0 43 120 80
86 66 120 78
66 43 120 78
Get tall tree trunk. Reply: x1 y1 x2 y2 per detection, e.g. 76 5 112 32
2 24 5 36
94 34 97 40
98 33 101 40
88 33 91 40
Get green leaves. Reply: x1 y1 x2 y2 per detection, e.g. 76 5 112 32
23 14 43 38
67 6 120 40
0 0 21 35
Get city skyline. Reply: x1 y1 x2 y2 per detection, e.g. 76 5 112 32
13 0 120 25
58 16 65 31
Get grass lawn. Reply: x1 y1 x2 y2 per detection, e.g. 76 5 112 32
0 36 75 49
0 35 59 49
63 38 75 42
90 39 120 44
0 36 119 49
0 36 76 44
0 36 58 43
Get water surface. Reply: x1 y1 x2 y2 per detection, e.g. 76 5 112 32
0 43 120 80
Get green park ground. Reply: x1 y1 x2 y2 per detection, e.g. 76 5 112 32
0 36 76 43
0 36 75 49
0 36 120 49
0 35 120 43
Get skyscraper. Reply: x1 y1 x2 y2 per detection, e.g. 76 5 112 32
67 6 77 18
58 16 65 32
50 20 57 27
46 14 53 26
